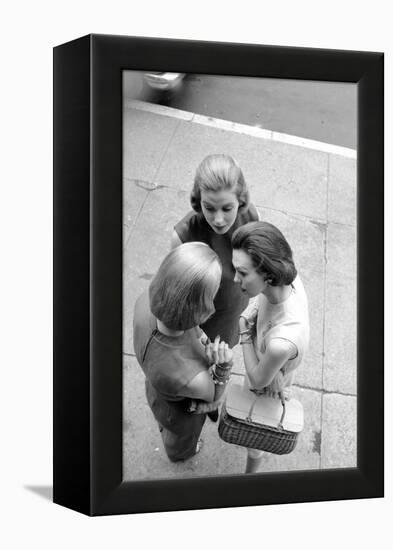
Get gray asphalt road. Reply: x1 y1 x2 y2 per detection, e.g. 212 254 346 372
124 72 357 149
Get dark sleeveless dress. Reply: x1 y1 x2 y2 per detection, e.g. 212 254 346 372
133 291 209 462
174 204 259 347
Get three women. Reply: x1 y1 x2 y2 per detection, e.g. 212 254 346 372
133 154 309 471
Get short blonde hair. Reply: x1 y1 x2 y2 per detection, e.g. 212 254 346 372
149 242 222 330
190 154 249 212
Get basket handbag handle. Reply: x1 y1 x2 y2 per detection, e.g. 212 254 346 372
246 391 286 429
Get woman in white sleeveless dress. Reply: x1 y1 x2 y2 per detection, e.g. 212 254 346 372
231 221 310 473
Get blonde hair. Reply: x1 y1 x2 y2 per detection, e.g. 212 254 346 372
149 242 222 330
190 154 249 212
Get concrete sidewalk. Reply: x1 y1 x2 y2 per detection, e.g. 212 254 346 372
122 100 357 480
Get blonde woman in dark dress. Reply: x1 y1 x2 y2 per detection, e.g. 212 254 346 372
133 242 233 462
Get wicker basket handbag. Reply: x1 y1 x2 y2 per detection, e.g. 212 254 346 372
218 380 304 455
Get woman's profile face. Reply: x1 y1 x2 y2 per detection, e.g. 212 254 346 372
200 189 239 234
232 248 267 297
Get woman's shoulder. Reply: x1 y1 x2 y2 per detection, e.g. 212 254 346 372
267 337 297 358
292 275 306 296
290 276 309 315
134 291 151 325
174 210 206 242
147 334 209 391
238 202 259 224
133 291 157 364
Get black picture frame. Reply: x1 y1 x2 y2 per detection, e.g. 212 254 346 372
53 34 384 516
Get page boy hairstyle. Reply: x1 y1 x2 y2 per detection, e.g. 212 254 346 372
232 221 297 286
190 154 249 212
149 242 222 330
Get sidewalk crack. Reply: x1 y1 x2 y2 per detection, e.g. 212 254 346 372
152 118 182 185
123 119 181 248
255 204 327 225
292 383 356 398
320 195 328 473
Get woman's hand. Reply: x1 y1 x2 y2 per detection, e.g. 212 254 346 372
239 305 257 338
261 371 293 399
201 334 213 365
239 315 256 345
264 370 285 397
204 335 233 367
188 398 224 414
239 316 249 332
239 298 258 329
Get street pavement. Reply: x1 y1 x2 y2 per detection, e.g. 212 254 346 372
122 100 357 480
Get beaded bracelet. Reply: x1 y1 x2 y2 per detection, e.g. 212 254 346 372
211 374 229 386
213 363 232 374
212 376 229 386
211 366 231 385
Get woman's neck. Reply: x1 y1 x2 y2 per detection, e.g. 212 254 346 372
156 319 185 337
263 284 293 305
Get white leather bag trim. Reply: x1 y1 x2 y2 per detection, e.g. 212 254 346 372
225 380 304 432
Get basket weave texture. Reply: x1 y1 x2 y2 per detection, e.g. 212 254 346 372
218 402 299 455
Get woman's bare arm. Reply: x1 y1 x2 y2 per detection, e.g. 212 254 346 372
181 370 216 402
241 338 294 389
181 338 233 410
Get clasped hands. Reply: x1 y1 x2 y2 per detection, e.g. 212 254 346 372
188 335 233 414
201 334 233 370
